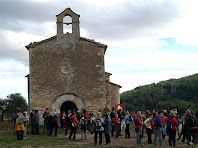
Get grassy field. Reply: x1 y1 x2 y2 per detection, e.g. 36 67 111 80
0 122 85 148
0 121 194 148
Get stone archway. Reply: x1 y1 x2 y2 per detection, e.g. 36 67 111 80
51 93 85 114
60 101 77 114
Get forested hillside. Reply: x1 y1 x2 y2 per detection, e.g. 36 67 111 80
120 73 198 113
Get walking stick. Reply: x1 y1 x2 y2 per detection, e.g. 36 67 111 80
10 118 12 136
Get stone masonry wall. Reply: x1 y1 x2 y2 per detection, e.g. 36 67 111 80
109 83 121 108
29 34 107 124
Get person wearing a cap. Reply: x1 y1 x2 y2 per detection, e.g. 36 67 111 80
43 108 49 134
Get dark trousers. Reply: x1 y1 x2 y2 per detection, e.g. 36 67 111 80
69 126 77 140
16 130 24 140
105 133 110 144
94 131 103 144
35 124 39 135
31 124 33 134
51 124 58 136
114 126 119 138
162 130 165 140
43 120 46 133
169 129 176 147
65 123 70 135
49 126 53 136
186 128 191 143
43 120 48 134
54 124 58 136
178 125 185 141
181 127 186 143
146 128 153 144
125 124 130 138
32 124 39 135
119 126 122 136
142 126 144 138
111 125 114 136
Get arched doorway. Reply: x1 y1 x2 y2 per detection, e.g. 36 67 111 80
51 93 85 127
60 101 77 127
60 101 77 114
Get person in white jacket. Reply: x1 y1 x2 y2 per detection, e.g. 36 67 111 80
124 111 133 138
144 113 153 144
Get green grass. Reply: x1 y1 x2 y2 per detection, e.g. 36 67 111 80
0 126 81 148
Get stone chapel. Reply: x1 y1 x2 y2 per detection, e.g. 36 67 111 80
25 8 121 125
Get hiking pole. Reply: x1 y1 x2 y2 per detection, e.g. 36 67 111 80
10 118 12 136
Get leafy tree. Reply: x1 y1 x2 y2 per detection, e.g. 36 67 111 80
0 99 11 121
0 93 28 121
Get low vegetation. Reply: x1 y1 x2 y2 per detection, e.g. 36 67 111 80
121 73 198 113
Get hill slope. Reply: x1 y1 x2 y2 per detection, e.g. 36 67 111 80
120 73 198 113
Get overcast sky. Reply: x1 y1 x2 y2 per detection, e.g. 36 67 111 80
0 0 198 101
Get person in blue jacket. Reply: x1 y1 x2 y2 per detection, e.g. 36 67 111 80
154 111 163 146
104 114 111 145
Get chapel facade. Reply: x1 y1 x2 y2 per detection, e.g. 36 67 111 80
25 8 121 125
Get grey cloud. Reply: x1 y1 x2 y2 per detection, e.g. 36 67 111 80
0 0 182 40
78 0 182 40
0 0 183 64
0 32 29 66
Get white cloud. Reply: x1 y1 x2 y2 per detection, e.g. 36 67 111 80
0 0 198 100
110 70 198 93
0 60 28 100
0 77 28 100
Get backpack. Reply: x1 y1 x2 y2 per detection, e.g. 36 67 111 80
166 117 173 130
71 117 75 127
129 116 133 122
16 115 24 125
53 115 58 125
153 116 160 127
95 118 102 129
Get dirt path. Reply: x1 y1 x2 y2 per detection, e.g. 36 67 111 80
60 132 188 148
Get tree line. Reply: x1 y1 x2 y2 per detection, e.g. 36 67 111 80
0 93 28 121
121 73 198 114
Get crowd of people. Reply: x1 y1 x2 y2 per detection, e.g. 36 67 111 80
12 106 198 147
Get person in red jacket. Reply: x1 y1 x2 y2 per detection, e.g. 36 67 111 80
168 111 178 147
61 111 66 128
113 114 121 139
83 109 90 121
135 111 143 145
69 112 78 140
